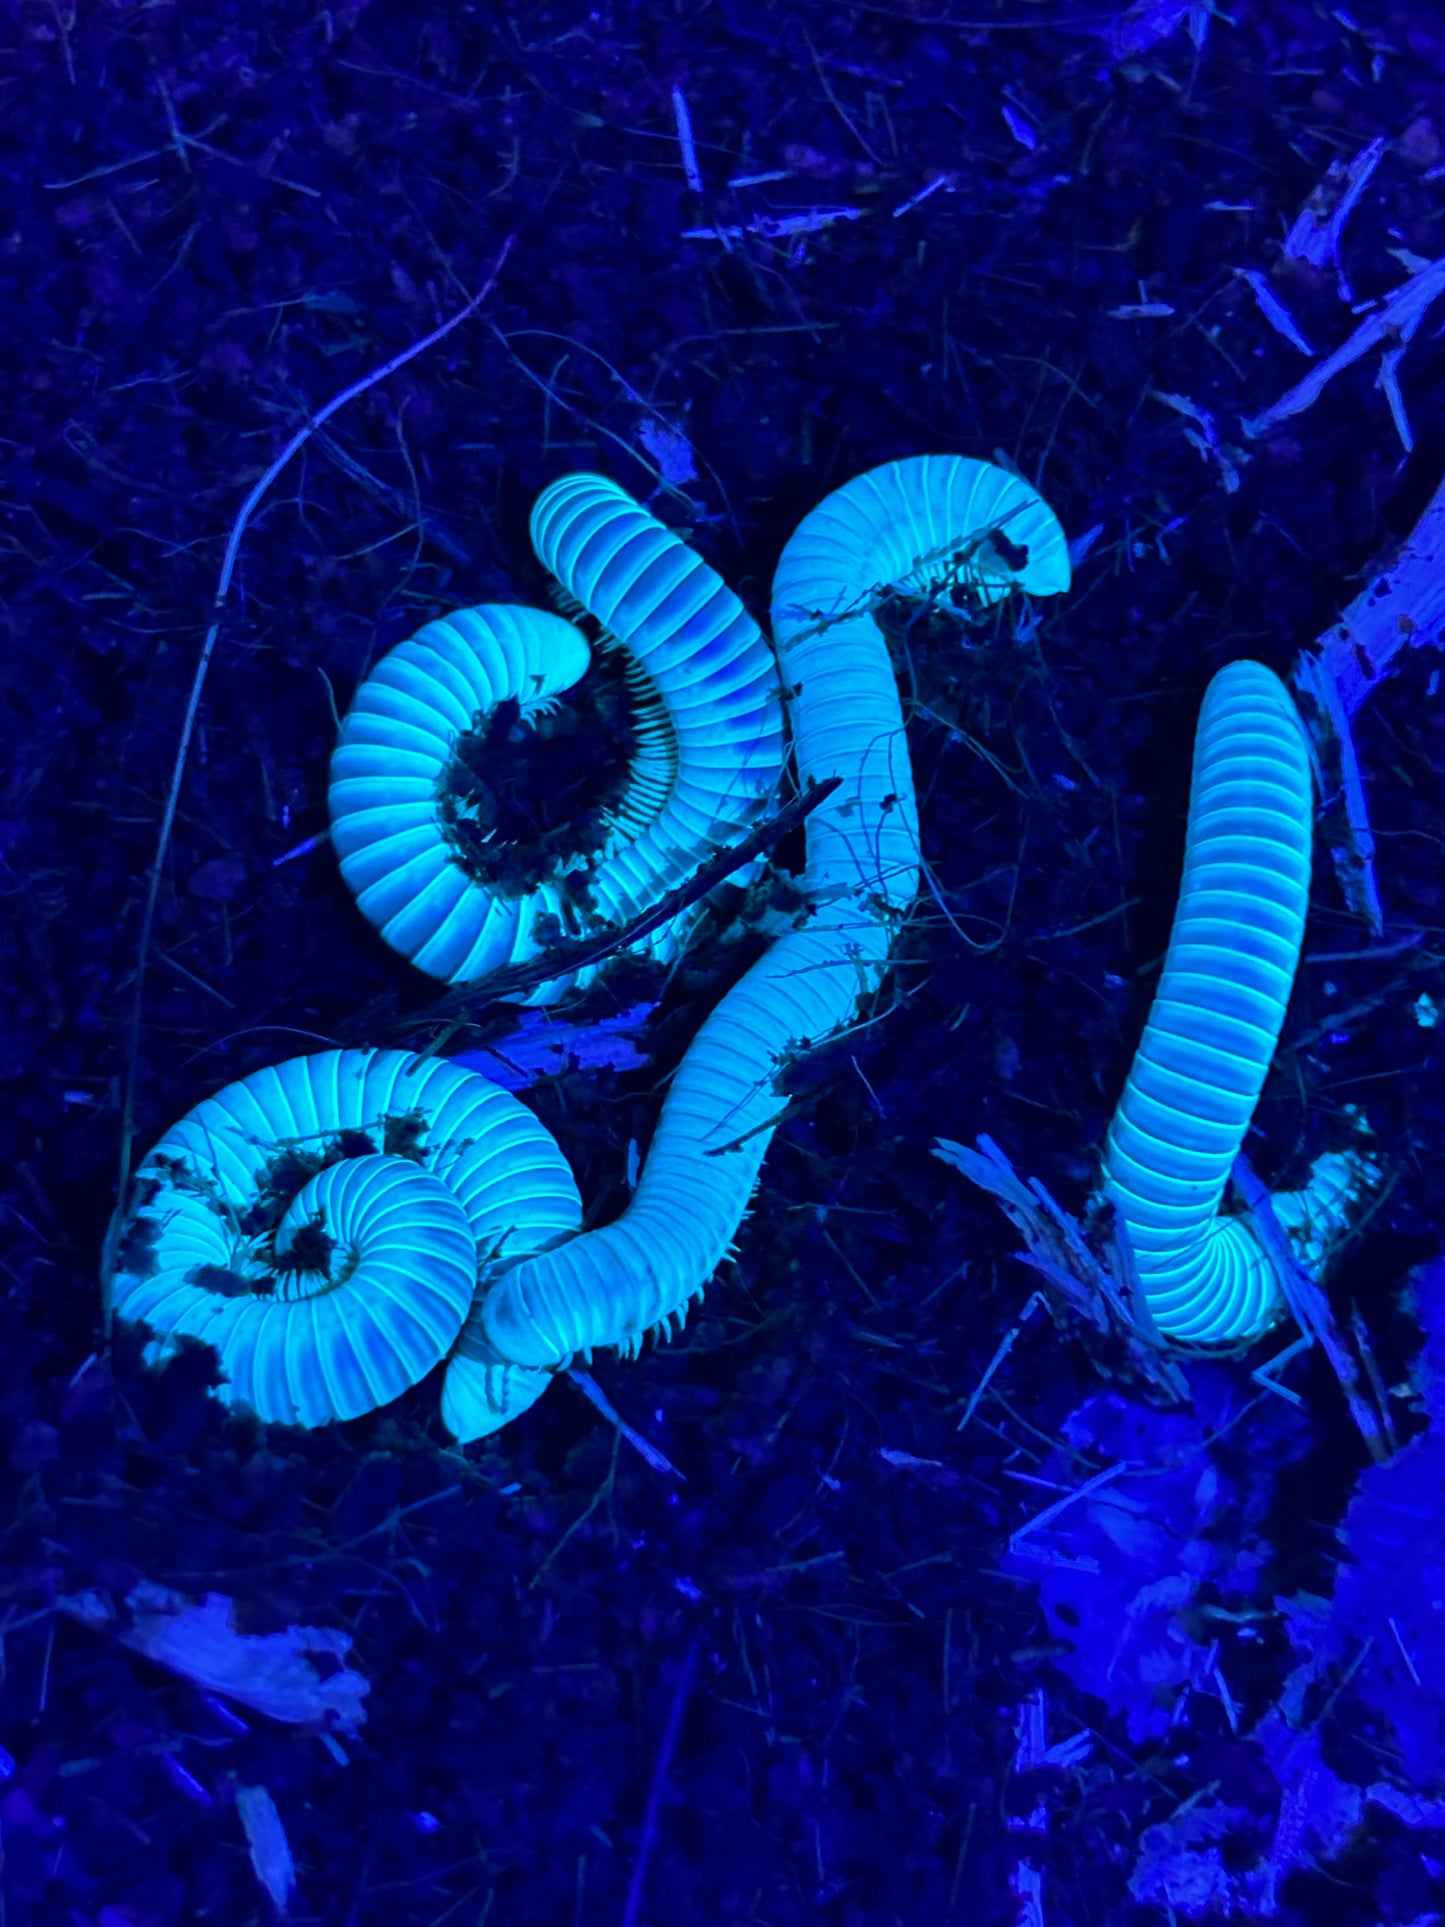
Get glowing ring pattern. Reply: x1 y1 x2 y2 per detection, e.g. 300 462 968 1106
329 475 786 1001
479 457 1071 1368
111 1049 583 1434
1100 660 1313 1343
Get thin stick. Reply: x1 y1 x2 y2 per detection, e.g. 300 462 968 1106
1009 1460 1130 1552
108 240 514 1321
566 1368 684 1479
621 1634 700 1927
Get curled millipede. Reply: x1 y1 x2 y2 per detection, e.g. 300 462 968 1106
110 1048 583 1436
478 456 1072 1376
329 474 787 1001
117 460 1073 1437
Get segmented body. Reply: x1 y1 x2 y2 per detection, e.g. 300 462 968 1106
478 457 1072 1370
116 461 1071 1436
329 475 786 1001
110 1049 583 1434
1099 661 1314 1343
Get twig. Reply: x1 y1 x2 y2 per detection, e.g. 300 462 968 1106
1290 465 1445 929
1230 1152 1393 1463
1010 1461 1130 1551
957 1290 1044 1433
1241 254 1445 444
1280 135 1386 301
1297 467 1445 716
933 1134 1190 1403
566 1369 683 1479
671 85 703 194
396 776 841 1038
107 241 514 1327
1292 647 1383 933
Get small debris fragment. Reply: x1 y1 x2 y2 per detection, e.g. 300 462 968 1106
56 1582 372 1738
236 1782 295 1916
1234 268 1315 355
671 85 703 194
1241 254 1445 447
1281 136 1386 300
682 205 865 243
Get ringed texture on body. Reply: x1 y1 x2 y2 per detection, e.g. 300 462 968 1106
111 1049 583 1435
478 456 1072 1371
329 476 786 1002
116 460 1074 1438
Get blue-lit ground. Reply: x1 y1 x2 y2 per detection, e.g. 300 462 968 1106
3 1 1444 1922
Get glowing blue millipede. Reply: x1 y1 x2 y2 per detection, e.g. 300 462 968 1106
328 473 788 999
109 1048 583 1436
1098 659 1370 1344
478 456 1073 1374
113 460 1075 1436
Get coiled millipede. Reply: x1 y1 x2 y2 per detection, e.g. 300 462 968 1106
110 1048 583 1438
112 459 1071 1437
476 458 1071 1382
